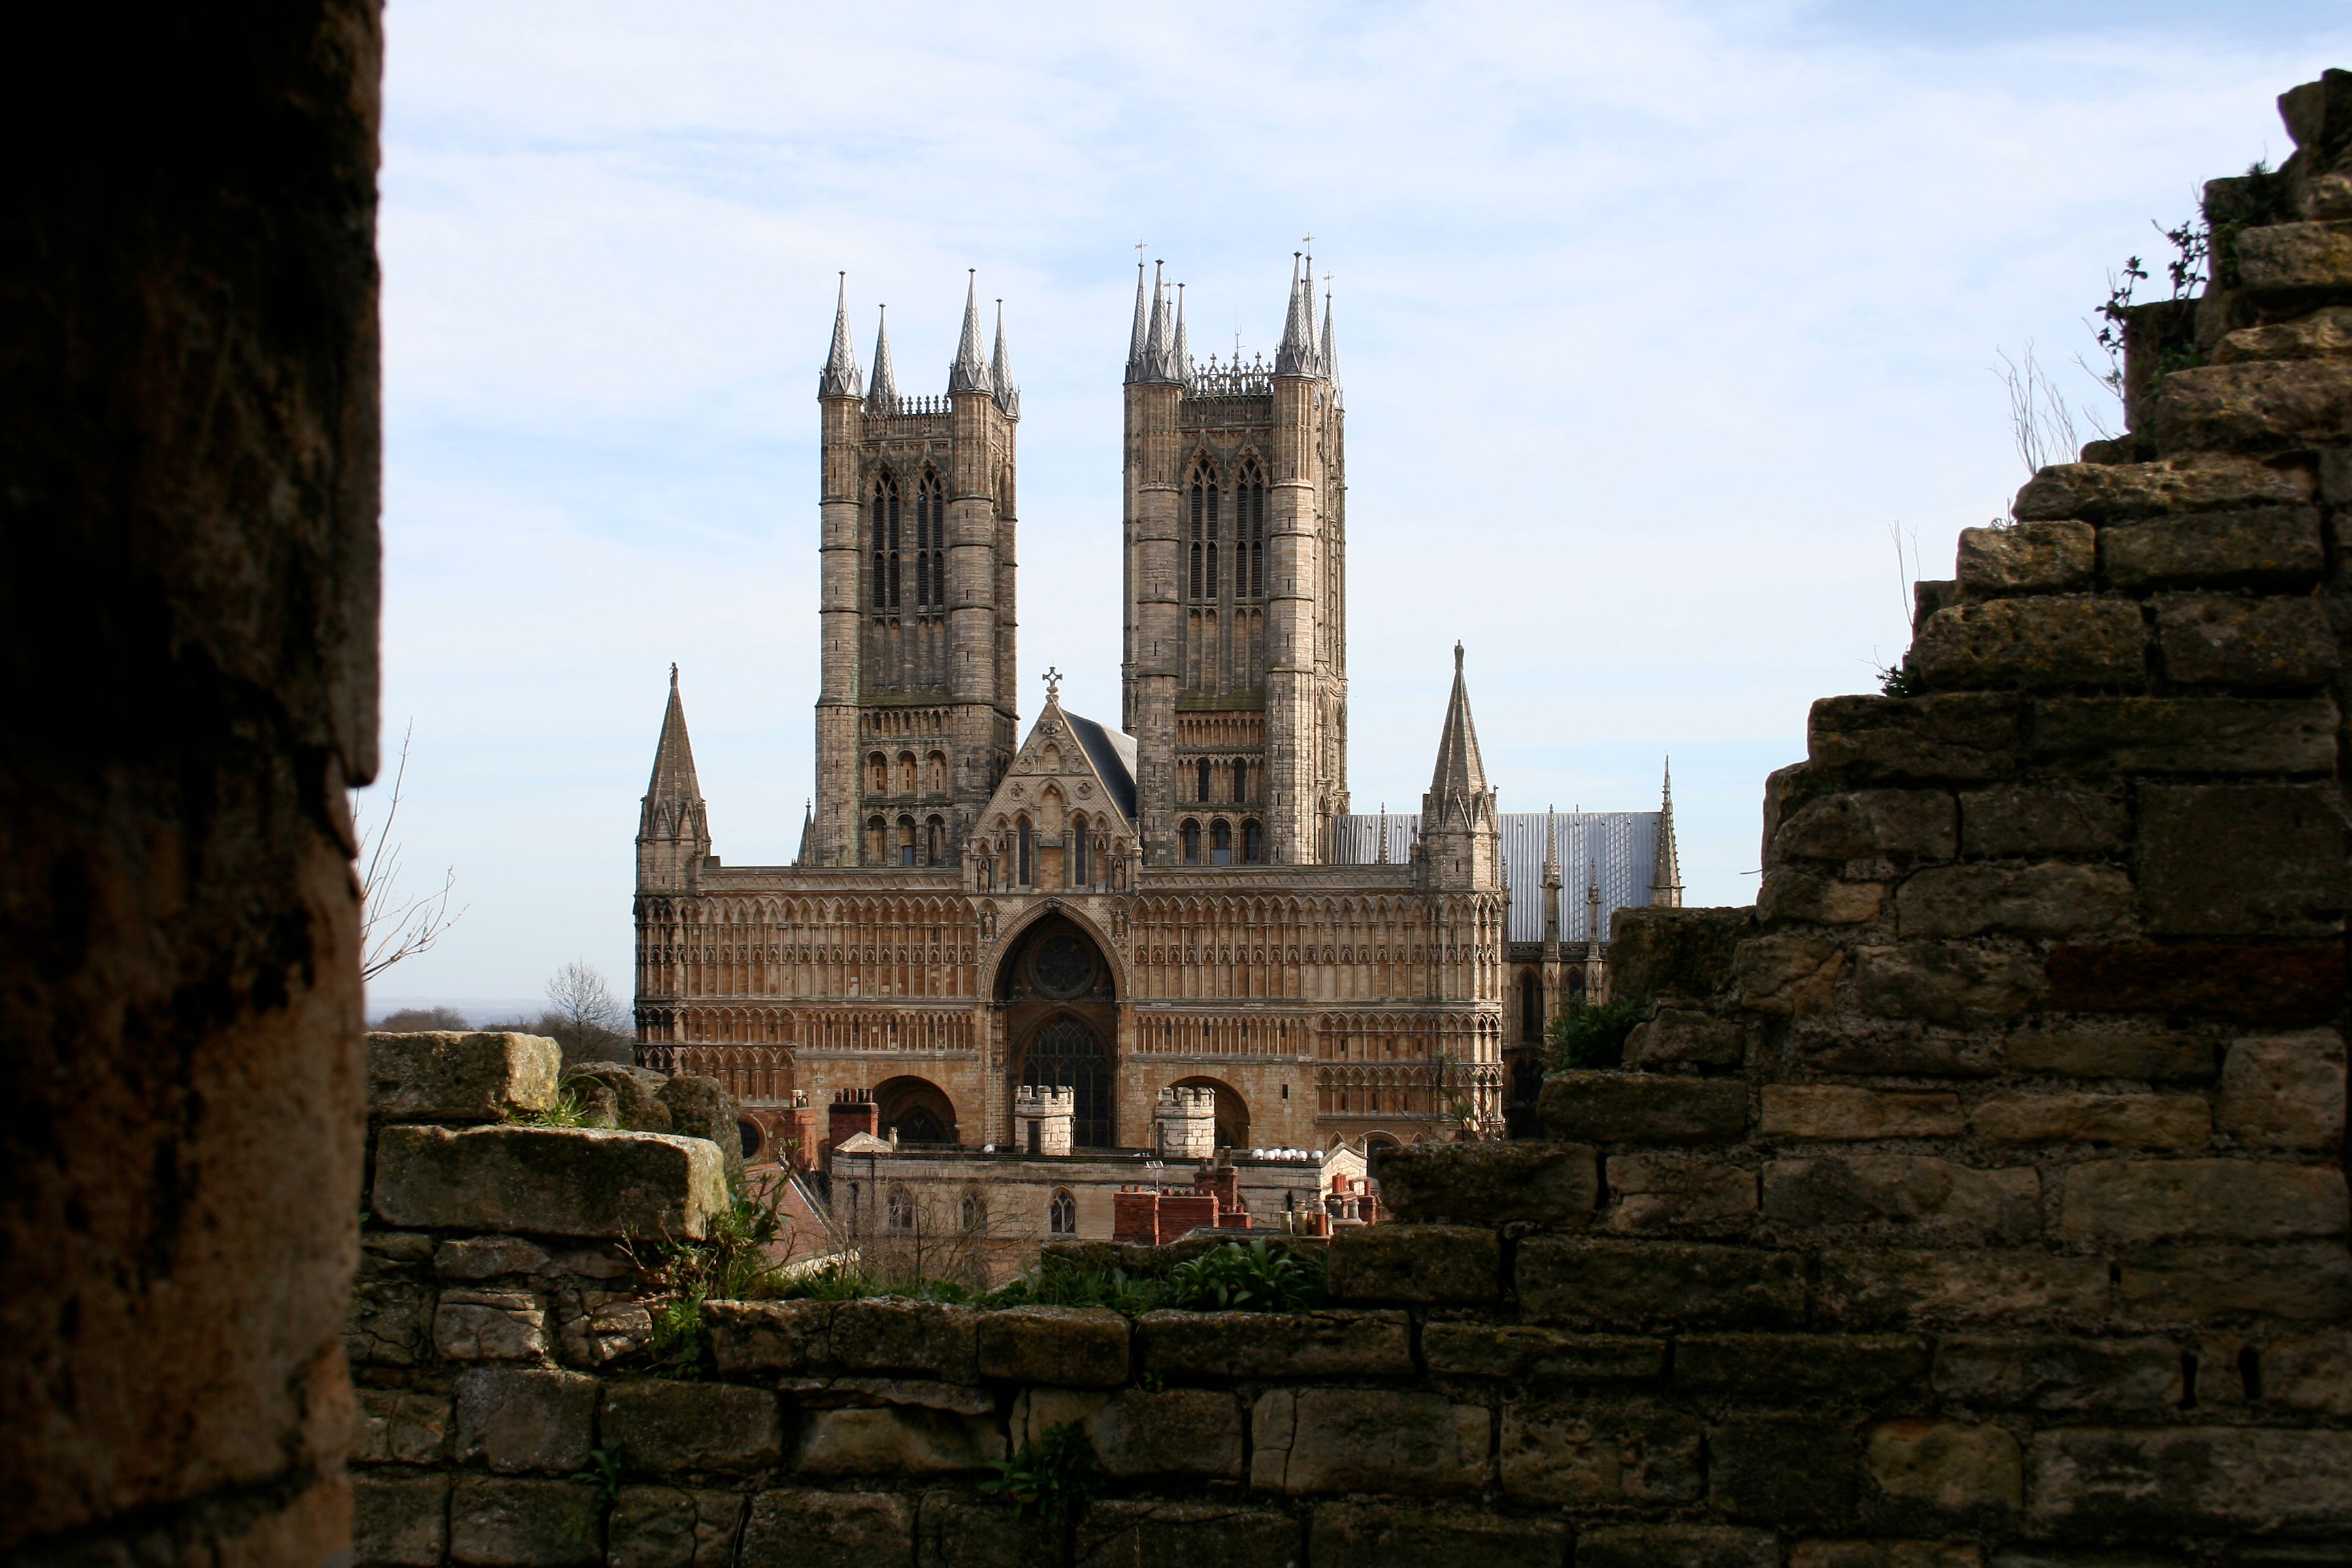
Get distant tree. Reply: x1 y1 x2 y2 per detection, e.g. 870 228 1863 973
538 960 634 1065
353 722 465 981
377 1005 469 1031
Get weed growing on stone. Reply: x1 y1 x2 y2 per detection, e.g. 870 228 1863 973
1163 1238 1322 1311
632 1176 800 1373
510 1088 615 1130
1546 995 1644 1071
978 1422 1104 1524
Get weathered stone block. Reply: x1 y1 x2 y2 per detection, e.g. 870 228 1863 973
740 1490 911 1568
2157 359 2352 451
1957 521 2095 595
347 1277 436 1369
2223 305 2352 363
2004 1030 2215 1079
1625 1007 1746 1067
2153 592 2337 687
1865 1420 2022 1529
2140 784 2347 938
1139 1309 1411 1379
913 1493 1054 1568
2217 1028 2348 1147
1761 870 1891 926
2027 696 2337 774
371 1125 727 1241
606 1489 744 1568
2044 942 2345 1023
1328 1223 1500 1304
1712 1414 1859 1524
2108 508 2328 593
2027 1426 2352 1536
1605 1153 1758 1232
1814 1251 2108 1328
355 1473 452 1567
975 1306 1127 1386
1971 1092 2210 1148
1305 1503 1566 1568
1808 695 2023 782
2012 453 2310 521
1499 1405 1701 1504
1799 1026 2004 1079
1895 864 2136 940
830 1298 977 1381
453 1368 596 1473
436 1290 549 1362
705 1298 832 1377
1774 789 1959 862
1075 1501 1299 1568
1736 935 1847 1015
1420 1324 1664 1382
2234 219 2352 290
368 1031 560 1122
653 1075 745 1179
1371 1141 1598 1226
2265 1330 2352 1414
1610 904 1756 1000
1761 1087 1965 1140
2057 1160 2347 1243
1538 1073 1746 1144
1250 1388 1489 1496
1764 1158 2039 1239
1578 1524 1776 1568
604 1379 783 1474
1085 1386 1243 1479
1852 944 2044 1026
1933 1337 2182 1413
355 1390 453 1465
448 1477 601 1567
795 1405 1002 1476
1913 598 2146 690
1792 1544 1980 1568
1677 1335 1929 1403
437 1237 555 1280
1516 1237 1803 1328
2117 1242 2352 1322
1960 787 2129 856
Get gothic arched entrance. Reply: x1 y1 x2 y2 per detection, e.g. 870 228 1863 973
998 913 1118 1148
874 1075 959 1147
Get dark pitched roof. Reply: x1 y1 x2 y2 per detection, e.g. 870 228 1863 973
1063 710 1138 822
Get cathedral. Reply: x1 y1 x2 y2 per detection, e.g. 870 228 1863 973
632 259 1682 1177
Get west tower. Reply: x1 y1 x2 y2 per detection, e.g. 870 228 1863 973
813 274 1021 866
1122 257 1348 866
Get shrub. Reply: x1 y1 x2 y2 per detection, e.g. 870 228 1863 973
1546 996 1644 1071
1163 1238 1322 1311
979 1422 1103 1524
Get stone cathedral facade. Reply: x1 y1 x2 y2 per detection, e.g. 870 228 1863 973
634 261 1682 1162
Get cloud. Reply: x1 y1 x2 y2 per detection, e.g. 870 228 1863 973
370 0 2351 996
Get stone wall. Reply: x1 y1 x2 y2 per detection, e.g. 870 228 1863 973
352 76 2352 1568
1 3 382 1562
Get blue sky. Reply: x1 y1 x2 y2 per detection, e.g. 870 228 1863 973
368 0 2352 1009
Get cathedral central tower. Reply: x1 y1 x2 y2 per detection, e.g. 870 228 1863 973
811 274 1021 867
1122 257 1348 866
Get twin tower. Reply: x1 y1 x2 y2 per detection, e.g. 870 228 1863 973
807 260 1349 869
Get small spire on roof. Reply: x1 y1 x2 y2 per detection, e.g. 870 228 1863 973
1125 255 1150 382
819 272 862 399
991 299 1019 419
1320 281 1338 391
1275 252 1316 376
1543 805 1561 887
868 304 898 408
1170 283 1192 387
949 270 992 395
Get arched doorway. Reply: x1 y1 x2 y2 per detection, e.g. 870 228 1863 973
998 913 1118 1148
874 1075 959 1147
1171 1075 1249 1150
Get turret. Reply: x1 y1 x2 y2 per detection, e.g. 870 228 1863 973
868 305 898 408
637 665 712 894
1015 1085 1075 1157
1415 643 1501 892
819 273 862 399
949 271 991 395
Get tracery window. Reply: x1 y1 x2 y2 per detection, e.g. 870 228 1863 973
887 1186 914 1232
1180 819 1200 866
915 470 946 608
1188 461 1220 602
1212 819 1232 866
1047 1188 1077 1235
1072 815 1090 886
870 471 901 609
1237 459 1266 597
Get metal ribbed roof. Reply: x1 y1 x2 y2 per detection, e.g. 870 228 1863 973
1330 811 1663 941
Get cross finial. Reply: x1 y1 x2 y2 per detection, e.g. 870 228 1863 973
1042 666 1062 701
669 662 678 687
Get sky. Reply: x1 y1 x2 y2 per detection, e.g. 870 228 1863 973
367 0 2352 1013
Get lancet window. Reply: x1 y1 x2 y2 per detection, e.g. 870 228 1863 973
914 470 946 608
1048 1189 1076 1235
870 471 901 609
1196 758 1211 802
1211 819 1232 866
1017 817 1032 886
1237 459 1265 598
1072 815 1090 885
1243 819 1262 865
1187 461 1220 602
1179 819 1200 866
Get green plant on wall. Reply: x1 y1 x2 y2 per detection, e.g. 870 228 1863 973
1162 1238 1323 1311
979 1422 1103 1524
1545 995 1644 1072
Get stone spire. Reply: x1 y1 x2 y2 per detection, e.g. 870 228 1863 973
1170 282 1192 387
1125 260 1150 383
991 299 1019 419
1140 261 1177 384
1426 641 1490 813
1275 253 1318 376
638 664 711 893
819 272 862 398
795 799 815 867
1320 286 1338 391
1650 758 1685 908
868 305 898 408
949 270 992 395
1543 806 1562 889
1586 861 1603 943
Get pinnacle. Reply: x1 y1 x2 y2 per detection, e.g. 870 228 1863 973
819 272 862 399
949 270 991 395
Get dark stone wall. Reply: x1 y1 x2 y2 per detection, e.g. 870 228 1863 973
0 3 381 1559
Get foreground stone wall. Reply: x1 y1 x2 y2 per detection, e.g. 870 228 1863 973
0 3 382 1563
353 78 2352 1568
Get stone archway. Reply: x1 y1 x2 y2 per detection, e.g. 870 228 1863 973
1171 1074 1249 1150
874 1075 959 1147
997 913 1118 1147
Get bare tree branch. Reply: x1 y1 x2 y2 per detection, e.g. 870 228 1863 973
351 721 466 981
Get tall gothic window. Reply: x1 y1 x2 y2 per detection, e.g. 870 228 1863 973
1179 819 1200 866
1211 819 1232 866
915 470 945 608
1196 758 1211 803
1188 461 1220 602
1243 819 1262 865
1238 459 1265 598
870 471 901 609
898 815 917 866
1232 759 1247 803
1017 817 1032 885
1072 815 1090 886
1048 1189 1076 1235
